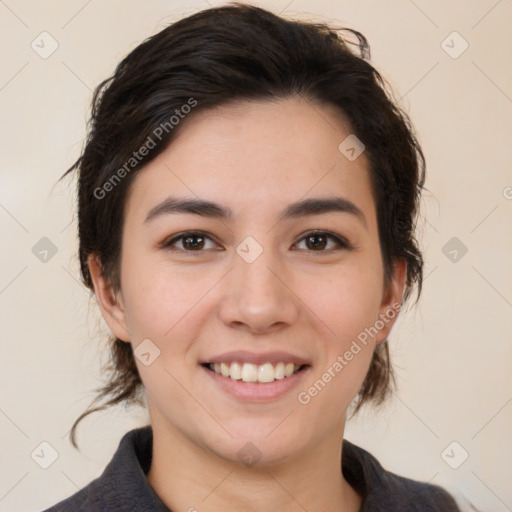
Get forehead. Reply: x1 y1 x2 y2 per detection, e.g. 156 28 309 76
123 97 376 225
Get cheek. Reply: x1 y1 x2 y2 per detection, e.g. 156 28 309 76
304 262 384 338
296 275 379 421
121 266 215 409
121 242 384 349
294 264 383 409
120 254 218 352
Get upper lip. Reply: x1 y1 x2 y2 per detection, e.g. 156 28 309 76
202 350 310 367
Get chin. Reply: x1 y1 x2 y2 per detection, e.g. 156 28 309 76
201 418 310 467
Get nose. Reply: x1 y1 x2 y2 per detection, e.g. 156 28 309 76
217 245 299 334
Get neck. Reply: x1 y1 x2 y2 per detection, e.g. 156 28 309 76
146 416 361 512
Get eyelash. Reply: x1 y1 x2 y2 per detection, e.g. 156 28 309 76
161 230 352 255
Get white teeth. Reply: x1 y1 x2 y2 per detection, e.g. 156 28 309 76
274 362 285 380
258 363 275 383
284 362 294 377
229 362 242 380
220 362 230 377
241 363 258 382
209 361 302 383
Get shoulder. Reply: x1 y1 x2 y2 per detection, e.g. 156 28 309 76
366 470 461 512
342 440 461 512
39 426 159 512
39 480 102 511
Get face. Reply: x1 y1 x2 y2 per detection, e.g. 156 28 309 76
91 96 405 466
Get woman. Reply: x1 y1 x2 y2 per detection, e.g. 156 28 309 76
44 3 460 511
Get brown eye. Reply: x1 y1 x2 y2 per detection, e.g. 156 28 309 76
181 234 205 250
294 231 350 252
305 233 328 250
162 231 218 252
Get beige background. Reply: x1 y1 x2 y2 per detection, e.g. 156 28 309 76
1 1 511 511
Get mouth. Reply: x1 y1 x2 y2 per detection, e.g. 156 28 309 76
202 361 308 384
200 350 311 401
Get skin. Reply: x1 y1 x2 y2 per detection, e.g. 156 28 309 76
89 96 406 512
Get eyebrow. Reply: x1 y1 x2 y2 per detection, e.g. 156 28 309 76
144 195 367 228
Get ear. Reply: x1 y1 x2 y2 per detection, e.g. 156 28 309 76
374 258 407 344
88 254 130 342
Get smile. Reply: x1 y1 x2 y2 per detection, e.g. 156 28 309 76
207 361 304 383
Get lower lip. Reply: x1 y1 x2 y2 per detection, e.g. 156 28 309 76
202 365 310 402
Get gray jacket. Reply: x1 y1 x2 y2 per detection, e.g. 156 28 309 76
40 425 460 511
